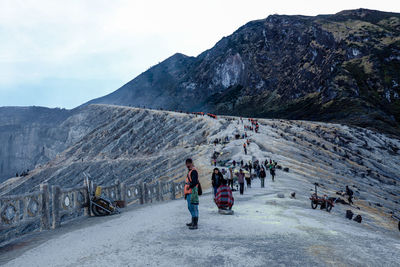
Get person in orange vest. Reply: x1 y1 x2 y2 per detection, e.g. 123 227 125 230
243 143 247 155
184 158 199 230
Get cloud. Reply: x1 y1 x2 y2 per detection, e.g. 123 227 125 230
0 0 399 108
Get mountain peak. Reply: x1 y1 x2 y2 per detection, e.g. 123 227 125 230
86 9 400 137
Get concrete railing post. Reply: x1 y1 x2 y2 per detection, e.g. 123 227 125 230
159 182 164 201
51 185 61 229
83 178 90 216
120 182 126 203
115 179 121 200
171 182 176 200
140 182 145 204
90 183 97 217
143 183 148 203
156 181 161 202
40 183 50 230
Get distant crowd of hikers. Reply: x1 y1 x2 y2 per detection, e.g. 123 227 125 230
184 157 278 230
15 169 30 177
212 158 277 195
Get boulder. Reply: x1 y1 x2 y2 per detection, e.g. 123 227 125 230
277 193 285 198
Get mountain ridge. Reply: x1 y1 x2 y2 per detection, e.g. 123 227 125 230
85 8 400 137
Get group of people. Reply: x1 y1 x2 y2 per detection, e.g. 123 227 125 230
211 158 278 196
184 159 235 230
15 169 29 177
244 118 260 133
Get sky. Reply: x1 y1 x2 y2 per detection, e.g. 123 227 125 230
1 0 400 109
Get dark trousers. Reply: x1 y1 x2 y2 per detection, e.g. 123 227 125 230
239 183 244 195
260 178 265 188
228 180 234 189
245 178 251 188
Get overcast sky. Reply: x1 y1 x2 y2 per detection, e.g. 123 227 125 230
1 0 399 109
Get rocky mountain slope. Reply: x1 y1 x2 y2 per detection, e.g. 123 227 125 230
0 106 120 183
0 105 223 195
1 104 400 266
1 105 399 234
87 9 400 136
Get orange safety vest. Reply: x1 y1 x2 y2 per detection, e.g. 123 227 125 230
184 167 197 195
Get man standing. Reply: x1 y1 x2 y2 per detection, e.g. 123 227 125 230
184 158 199 230
243 143 247 155
259 166 266 188
236 169 245 195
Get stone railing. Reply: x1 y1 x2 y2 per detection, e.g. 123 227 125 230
0 179 186 244
0 184 50 243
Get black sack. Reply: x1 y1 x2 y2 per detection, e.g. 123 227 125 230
353 215 362 223
346 210 354 220
198 182 203 196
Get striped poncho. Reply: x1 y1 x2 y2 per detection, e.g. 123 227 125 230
215 185 234 209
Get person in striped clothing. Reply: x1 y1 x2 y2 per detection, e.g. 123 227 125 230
215 178 234 210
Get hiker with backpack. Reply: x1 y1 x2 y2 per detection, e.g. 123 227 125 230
184 158 201 230
269 162 276 182
212 168 224 196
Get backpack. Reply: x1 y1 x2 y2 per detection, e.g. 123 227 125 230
198 182 203 196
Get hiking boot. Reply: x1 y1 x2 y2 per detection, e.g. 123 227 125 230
186 218 194 227
189 217 198 230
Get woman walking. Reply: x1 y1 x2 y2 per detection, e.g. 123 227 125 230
211 168 223 196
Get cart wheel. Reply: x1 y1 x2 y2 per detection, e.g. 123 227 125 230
92 204 109 216
311 200 318 209
326 203 333 212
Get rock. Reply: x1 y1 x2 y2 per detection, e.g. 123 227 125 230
283 167 289 172
277 193 285 198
